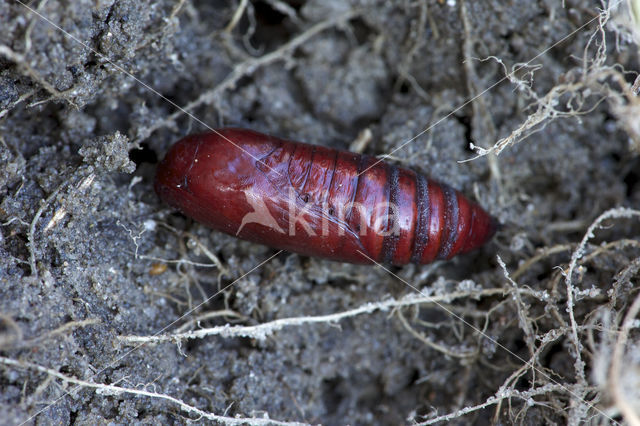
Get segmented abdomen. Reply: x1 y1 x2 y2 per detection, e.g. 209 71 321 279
269 140 496 265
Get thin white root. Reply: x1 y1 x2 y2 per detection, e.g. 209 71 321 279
135 9 362 143
118 288 525 344
415 383 570 425
564 208 640 389
0 356 306 425
608 291 640 426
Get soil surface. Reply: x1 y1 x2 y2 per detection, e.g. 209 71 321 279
1 1 639 425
